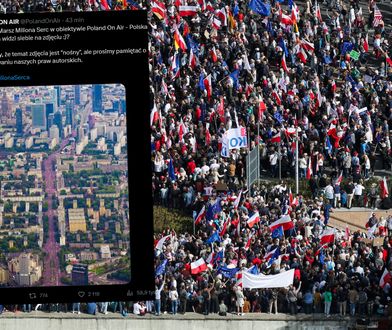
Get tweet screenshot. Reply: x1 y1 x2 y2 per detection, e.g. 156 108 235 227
0 11 153 303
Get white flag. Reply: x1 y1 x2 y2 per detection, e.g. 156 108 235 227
242 269 295 289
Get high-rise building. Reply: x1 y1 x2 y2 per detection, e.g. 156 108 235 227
16 108 23 135
47 113 55 130
92 84 102 113
49 125 60 142
74 85 81 105
45 103 54 130
71 264 88 286
54 86 61 107
54 111 63 137
1 91 10 120
65 100 73 127
31 104 47 130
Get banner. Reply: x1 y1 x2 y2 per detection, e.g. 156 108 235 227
221 131 230 158
242 269 295 288
226 127 248 150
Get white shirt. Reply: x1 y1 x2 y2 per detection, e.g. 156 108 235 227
354 184 364 195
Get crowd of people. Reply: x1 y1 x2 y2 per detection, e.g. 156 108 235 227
0 0 391 321
148 0 392 320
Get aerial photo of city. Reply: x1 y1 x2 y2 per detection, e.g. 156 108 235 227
0 84 130 287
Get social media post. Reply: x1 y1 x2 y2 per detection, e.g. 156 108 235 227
0 11 154 304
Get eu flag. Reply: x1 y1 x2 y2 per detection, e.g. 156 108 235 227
272 226 284 239
229 70 239 90
217 266 239 278
249 0 271 16
168 158 176 181
206 231 221 244
248 265 260 275
155 259 168 276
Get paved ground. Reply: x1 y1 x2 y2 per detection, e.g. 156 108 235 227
0 310 388 322
329 208 392 232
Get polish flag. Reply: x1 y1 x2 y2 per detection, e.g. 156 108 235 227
219 217 230 237
258 101 266 121
386 55 392 66
280 10 293 25
315 1 322 22
216 7 227 26
189 48 196 69
206 251 214 265
336 171 343 186
194 205 205 225
380 177 389 199
306 157 312 180
300 39 315 52
320 228 335 245
244 233 253 251
281 53 289 72
247 211 260 228
363 34 369 52
327 123 337 137
206 1 214 12
155 234 171 250
150 103 160 127
203 74 212 101
212 17 222 30
269 215 294 231
210 46 218 62
291 3 300 24
379 268 392 288
297 48 307 64
151 0 167 20
174 27 187 51
191 258 208 274
345 224 350 241
235 270 243 287
285 127 296 136
270 132 281 143
331 80 336 93
179 5 198 16
272 91 281 105
233 190 242 209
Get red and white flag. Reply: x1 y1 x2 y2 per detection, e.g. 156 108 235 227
206 1 214 12
235 270 243 287
189 48 197 69
244 233 253 251
194 205 206 225
233 190 242 209
297 48 307 64
212 17 222 30
151 0 167 20
281 53 289 72
216 7 227 26
300 39 315 52
363 34 369 52
150 103 160 127
191 258 208 274
373 5 383 27
380 177 389 199
320 228 335 245
379 268 392 288
280 9 293 25
269 215 294 231
210 46 218 62
336 171 343 186
306 157 312 180
270 132 281 143
386 55 392 66
272 91 281 105
155 234 171 250
258 101 266 121
204 74 212 101
247 211 260 228
345 224 350 241
315 1 322 22
173 27 187 51
179 5 198 16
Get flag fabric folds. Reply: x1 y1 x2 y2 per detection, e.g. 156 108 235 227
191 258 208 274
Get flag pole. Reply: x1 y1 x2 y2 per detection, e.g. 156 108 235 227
257 119 260 189
278 140 282 181
295 116 299 195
